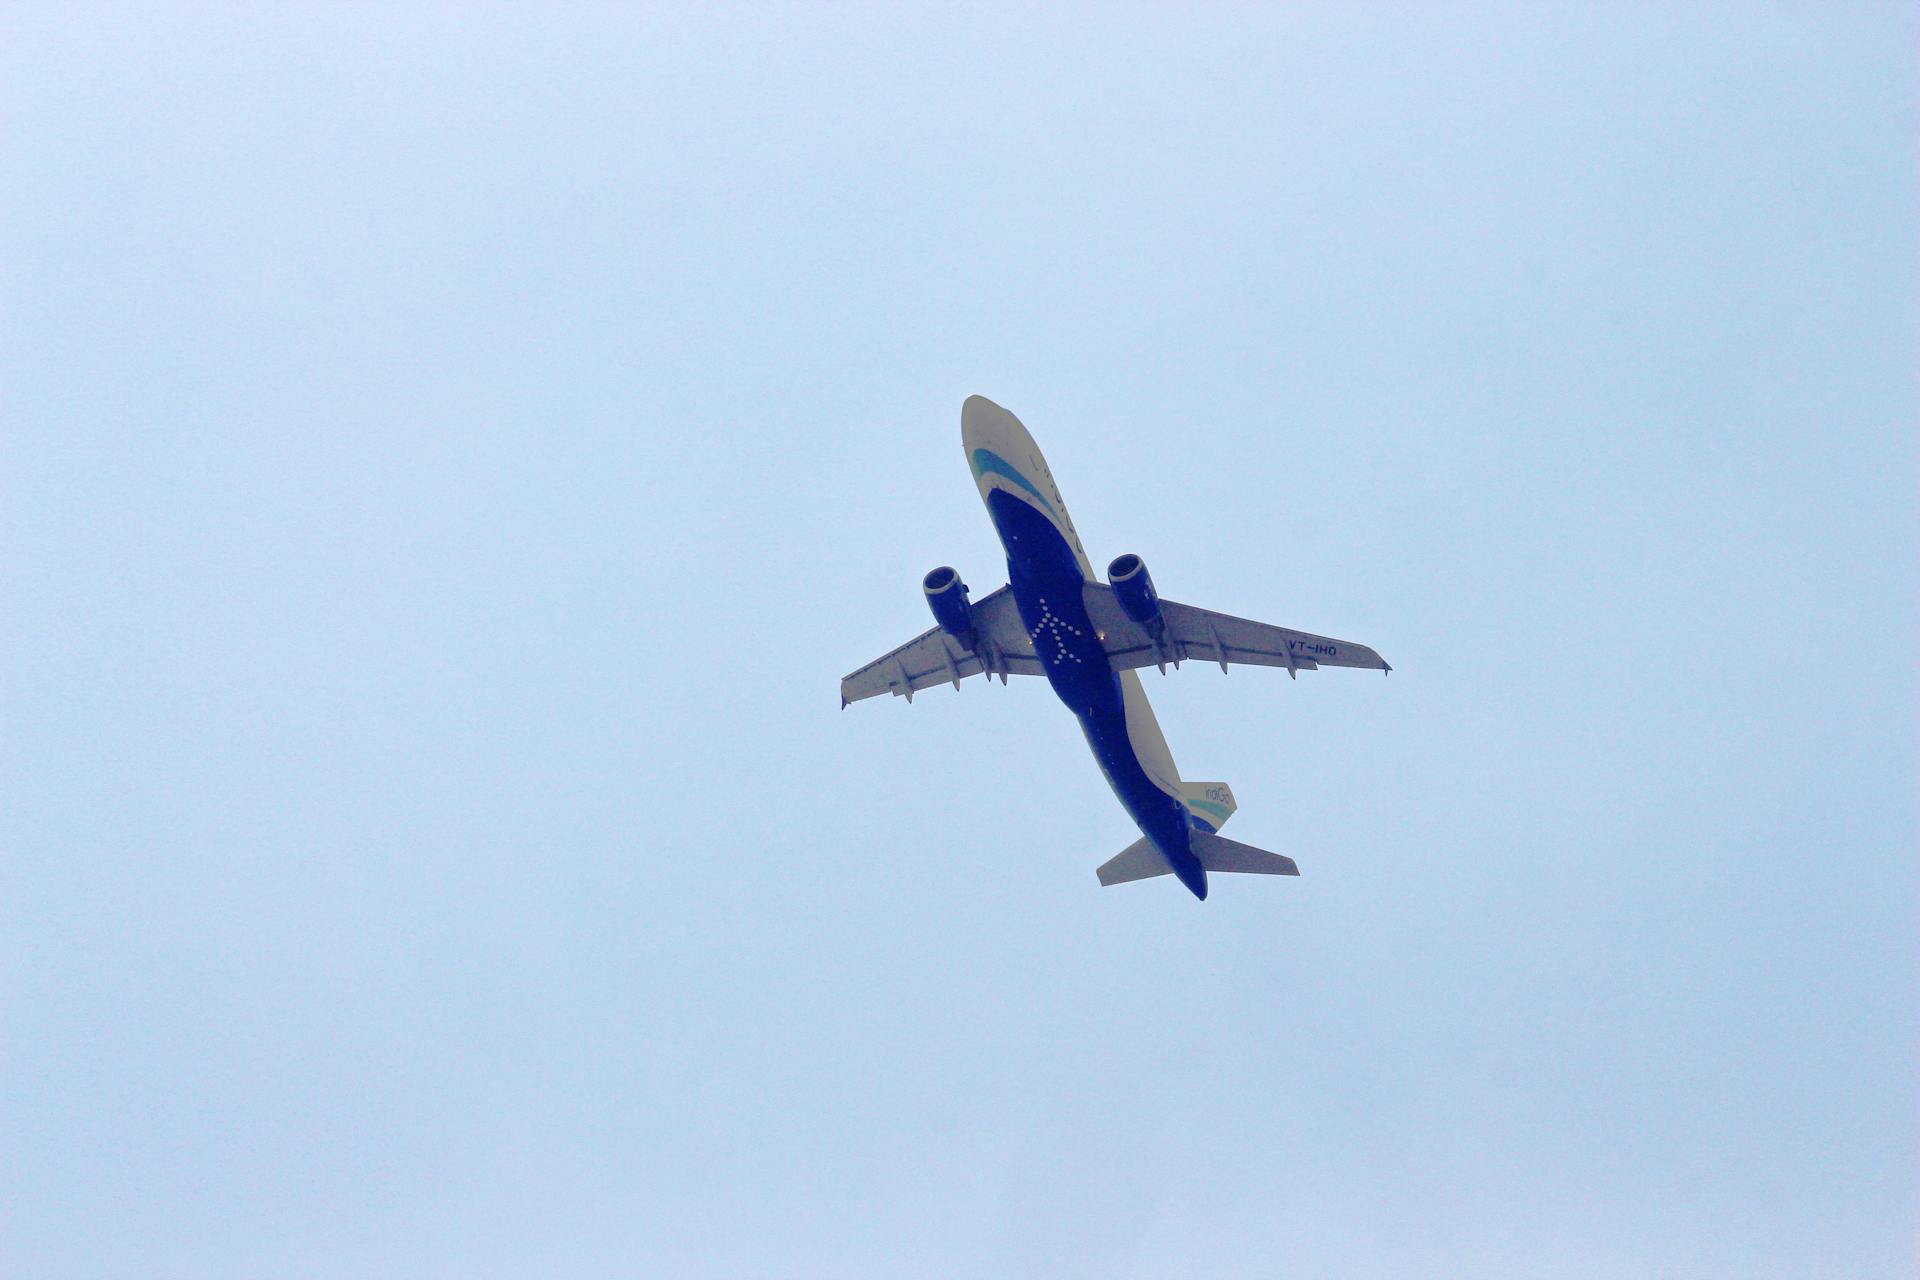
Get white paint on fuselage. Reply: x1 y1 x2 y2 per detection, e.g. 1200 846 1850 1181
1117 666 1181 795
962 395 1183 801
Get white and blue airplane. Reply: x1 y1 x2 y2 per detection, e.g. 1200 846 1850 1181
841 396 1390 900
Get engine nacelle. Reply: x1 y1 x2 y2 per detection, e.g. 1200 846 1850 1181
1107 553 1164 633
922 565 976 648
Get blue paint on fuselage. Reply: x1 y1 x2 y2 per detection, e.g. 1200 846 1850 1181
985 489 1207 899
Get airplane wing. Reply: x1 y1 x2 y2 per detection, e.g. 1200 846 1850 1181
840 586 1044 706
1081 583 1390 677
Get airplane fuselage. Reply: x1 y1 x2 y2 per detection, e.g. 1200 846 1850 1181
986 490 1208 897
964 398 1213 898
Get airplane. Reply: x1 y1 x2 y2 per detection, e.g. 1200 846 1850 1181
840 396 1390 900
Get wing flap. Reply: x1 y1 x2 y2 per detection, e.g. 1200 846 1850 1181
1081 583 1388 676
840 585 1042 705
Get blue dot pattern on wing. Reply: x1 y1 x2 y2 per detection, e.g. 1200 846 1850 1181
970 448 1059 521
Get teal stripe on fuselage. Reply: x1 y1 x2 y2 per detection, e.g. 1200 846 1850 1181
970 448 1058 520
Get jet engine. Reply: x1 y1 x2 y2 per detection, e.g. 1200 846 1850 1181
1107 553 1165 635
922 565 976 648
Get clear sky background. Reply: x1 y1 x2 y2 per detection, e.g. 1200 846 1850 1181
4 5 1913 1277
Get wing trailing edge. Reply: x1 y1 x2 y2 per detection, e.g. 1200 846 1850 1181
839 585 1043 706
1080 582 1390 678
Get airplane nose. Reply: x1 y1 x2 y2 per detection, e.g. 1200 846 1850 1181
961 394 1002 449
962 393 999 418
961 394 1035 453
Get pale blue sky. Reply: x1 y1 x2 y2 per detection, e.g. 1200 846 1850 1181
4 5 1913 1277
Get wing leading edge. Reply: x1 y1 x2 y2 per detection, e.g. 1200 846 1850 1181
839 585 1043 706
1081 582 1390 677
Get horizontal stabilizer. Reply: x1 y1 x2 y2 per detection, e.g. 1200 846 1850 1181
1095 830 1300 888
1192 830 1299 877
1096 837 1168 886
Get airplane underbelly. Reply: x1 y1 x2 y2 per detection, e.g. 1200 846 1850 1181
991 492 1190 860
1014 579 1112 713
